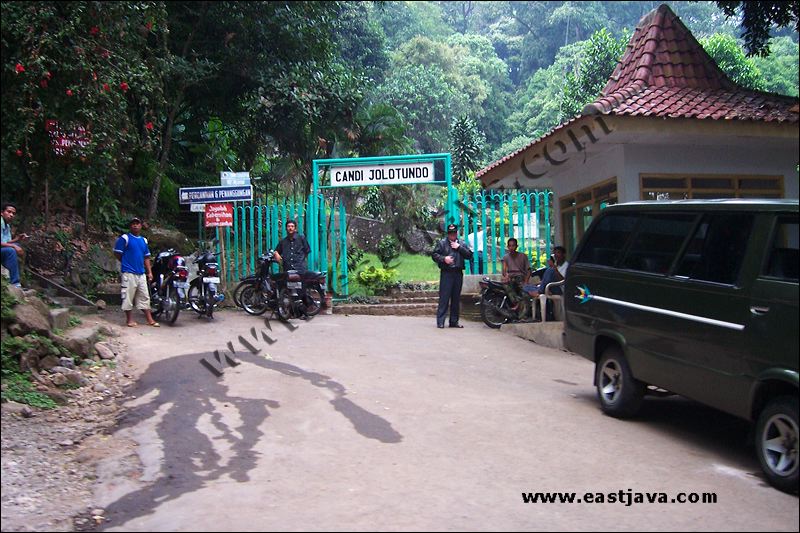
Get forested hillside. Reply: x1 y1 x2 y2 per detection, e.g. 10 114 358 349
2 1 797 228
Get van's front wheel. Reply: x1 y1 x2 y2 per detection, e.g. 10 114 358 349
756 396 799 493
596 346 645 418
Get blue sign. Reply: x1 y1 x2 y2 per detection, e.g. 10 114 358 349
179 186 252 205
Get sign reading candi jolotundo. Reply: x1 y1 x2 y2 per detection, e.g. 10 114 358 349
329 162 435 187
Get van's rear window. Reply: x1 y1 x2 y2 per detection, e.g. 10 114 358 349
574 214 638 266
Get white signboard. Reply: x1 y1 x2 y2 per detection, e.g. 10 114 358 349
221 171 251 187
329 162 435 187
190 203 206 213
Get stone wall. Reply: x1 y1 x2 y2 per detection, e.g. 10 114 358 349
345 215 439 254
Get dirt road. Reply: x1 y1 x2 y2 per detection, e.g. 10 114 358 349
92 310 798 531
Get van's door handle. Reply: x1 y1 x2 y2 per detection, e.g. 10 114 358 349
750 306 770 315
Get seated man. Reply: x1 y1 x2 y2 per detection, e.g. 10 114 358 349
527 246 569 321
1 203 28 288
501 238 532 318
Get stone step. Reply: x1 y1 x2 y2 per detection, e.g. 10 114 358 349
385 290 440 298
333 302 438 316
374 296 439 304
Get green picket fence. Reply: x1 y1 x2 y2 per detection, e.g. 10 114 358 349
454 190 554 275
221 189 553 298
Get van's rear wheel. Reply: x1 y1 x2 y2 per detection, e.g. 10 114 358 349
756 396 799 493
596 346 645 418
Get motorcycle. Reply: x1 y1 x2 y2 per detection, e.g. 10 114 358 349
478 276 532 328
275 268 326 320
238 251 285 319
188 241 225 318
149 248 189 325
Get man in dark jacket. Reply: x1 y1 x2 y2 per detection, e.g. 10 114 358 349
432 223 473 328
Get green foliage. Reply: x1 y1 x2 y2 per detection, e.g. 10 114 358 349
346 245 367 272
450 115 486 183
751 36 799 96
376 235 401 268
1 277 18 321
714 1 800 57
357 265 398 295
67 315 82 328
0 335 57 409
701 34 767 91
1 373 57 409
561 28 629 119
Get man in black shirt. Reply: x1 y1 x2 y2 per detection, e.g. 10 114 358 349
432 223 473 328
274 219 310 271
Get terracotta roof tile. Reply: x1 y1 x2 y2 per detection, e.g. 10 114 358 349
581 4 798 123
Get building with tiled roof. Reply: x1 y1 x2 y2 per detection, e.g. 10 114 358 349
477 4 798 251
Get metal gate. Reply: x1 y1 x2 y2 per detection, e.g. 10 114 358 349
221 188 553 298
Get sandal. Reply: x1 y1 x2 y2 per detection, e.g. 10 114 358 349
147 321 161 327
127 322 139 328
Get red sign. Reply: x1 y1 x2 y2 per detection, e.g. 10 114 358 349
45 120 91 157
204 203 233 227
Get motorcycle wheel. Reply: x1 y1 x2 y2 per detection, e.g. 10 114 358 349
240 286 269 316
187 282 204 315
481 292 510 329
206 286 215 318
150 284 163 318
233 279 255 308
276 288 293 322
163 283 180 324
303 287 324 317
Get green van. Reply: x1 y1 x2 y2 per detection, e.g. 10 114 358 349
564 200 798 493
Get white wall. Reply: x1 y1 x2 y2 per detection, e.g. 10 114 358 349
622 141 799 201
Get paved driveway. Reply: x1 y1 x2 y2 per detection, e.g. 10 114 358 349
96 311 798 531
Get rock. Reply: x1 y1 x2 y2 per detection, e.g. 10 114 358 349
94 342 115 360
51 373 68 386
146 227 191 254
65 372 88 387
49 366 72 375
26 296 52 324
17 350 38 372
54 326 100 358
39 354 61 371
9 303 51 337
92 383 109 393
2 401 29 414
95 299 107 310
59 357 76 369
98 325 120 338
87 246 120 273
49 308 71 330
41 389 69 404
58 440 74 447
7 283 25 302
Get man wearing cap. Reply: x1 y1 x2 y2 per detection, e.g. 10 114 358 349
113 217 159 327
432 223 473 328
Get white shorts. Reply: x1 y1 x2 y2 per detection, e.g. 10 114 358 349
121 272 150 311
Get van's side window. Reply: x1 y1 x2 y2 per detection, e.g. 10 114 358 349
763 216 799 281
619 214 695 274
574 214 638 266
675 214 754 285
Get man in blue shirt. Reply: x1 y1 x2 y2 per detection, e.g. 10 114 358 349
1 202 28 288
113 217 159 327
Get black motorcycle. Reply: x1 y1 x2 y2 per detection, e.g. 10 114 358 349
238 251 286 319
149 248 189 325
188 242 224 318
277 269 326 320
478 276 532 328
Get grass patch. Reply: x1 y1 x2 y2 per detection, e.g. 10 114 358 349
348 252 438 295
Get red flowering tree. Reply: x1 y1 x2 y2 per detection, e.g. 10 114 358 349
1 1 167 224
